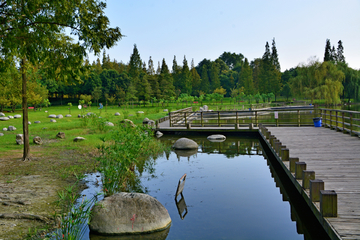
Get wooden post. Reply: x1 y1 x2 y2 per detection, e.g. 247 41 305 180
201 112 203 127
235 123 239 130
329 110 332 129
276 118 279 127
310 179 324 202
249 123 253 130
236 111 238 125
274 140 280 154
255 111 258 127
218 111 220 127
302 170 315 189
297 110 300 127
335 111 338 130
184 112 187 126
281 148 289 161
289 157 299 173
342 112 345 132
320 190 337 217
265 130 270 139
269 135 275 147
186 123 191 129
350 112 353 136
169 112 172 127
295 162 306 179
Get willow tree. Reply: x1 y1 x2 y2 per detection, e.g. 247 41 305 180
0 0 122 160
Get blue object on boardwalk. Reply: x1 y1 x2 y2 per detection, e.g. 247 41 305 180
313 117 322 127
99 103 103 109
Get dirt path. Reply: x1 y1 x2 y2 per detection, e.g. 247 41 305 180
0 146 97 239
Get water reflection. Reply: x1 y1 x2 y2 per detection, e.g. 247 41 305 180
175 194 188 220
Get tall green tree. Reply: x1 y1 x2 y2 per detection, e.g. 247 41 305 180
324 39 332 62
190 59 202 96
0 0 122 160
210 61 220 92
238 58 254 95
337 40 345 63
181 56 192 95
159 59 175 99
271 38 281 71
128 44 142 79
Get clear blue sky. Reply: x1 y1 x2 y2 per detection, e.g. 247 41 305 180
88 0 360 71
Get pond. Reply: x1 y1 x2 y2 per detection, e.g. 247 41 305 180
76 135 329 240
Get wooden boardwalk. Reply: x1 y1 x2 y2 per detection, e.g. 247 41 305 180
266 127 360 240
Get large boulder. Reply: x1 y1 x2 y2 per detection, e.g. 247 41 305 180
16 134 24 145
114 112 120 116
33 136 43 145
0 112 5 117
50 119 56 123
56 132 65 139
48 114 56 118
0 117 9 121
2 127 7 131
89 192 171 235
8 115 14 119
173 138 198 150
13 114 21 118
56 114 63 119
65 114 72 117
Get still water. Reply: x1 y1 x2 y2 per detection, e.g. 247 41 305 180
136 136 302 240
79 136 316 240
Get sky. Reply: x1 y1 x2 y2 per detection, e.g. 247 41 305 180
88 0 360 71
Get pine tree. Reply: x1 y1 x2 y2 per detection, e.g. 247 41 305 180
331 46 337 62
190 59 202 95
324 39 332 62
201 65 210 93
181 56 192 94
238 58 254 95
210 62 220 92
147 57 155 75
337 40 345 63
159 59 175 99
271 38 281 71
129 44 142 79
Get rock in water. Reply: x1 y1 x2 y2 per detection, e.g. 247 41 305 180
207 134 226 141
173 138 198 149
89 192 171 235
156 131 163 138
16 134 24 145
56 132 65 139
33 136 42 145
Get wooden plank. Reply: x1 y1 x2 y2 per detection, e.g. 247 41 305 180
267 127 360 240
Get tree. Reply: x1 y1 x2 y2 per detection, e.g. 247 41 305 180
181 56 192 95
271 38 281 71
92 86 102 106
0 1 122 160
190 59 202 96
337 40 345 63
128 44 142 79
159 59 175 99
324 39 332 62
238 58 254 95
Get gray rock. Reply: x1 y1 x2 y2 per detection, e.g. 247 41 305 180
128 114 134 117
0 117 9 121
33 136 42 145
163 109 168 112
56 132 65 139
73 136 85 142
48 114 56 118
156 131 163 138
50 119 56 123
8 115 14 119
16 134 24 145
78 114 82 118
28 121 31 125
143 117 150 123
203 105 208 111
120 119 136 128
199 107 204 112
207 134 226 141
175 148 198 158
105 122 114 127
56 114 63 119
137 111 144 114
65 114 72 117
13 114 21 118
87 112 94 116
8 126 16 131
0 133 3 136
89 192 171 235
114 112 121 116
0 112 5 117
34 121 41 124
2 127 7 131
173 138 198 149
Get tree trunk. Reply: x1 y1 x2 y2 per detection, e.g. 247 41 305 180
21 58 30 161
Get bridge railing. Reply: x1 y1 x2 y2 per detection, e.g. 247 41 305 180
168 108 319 128
320 108 360 136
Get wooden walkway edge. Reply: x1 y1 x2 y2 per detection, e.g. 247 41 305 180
261 127 360 240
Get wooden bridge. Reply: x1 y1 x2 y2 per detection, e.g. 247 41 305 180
155 107 360 240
